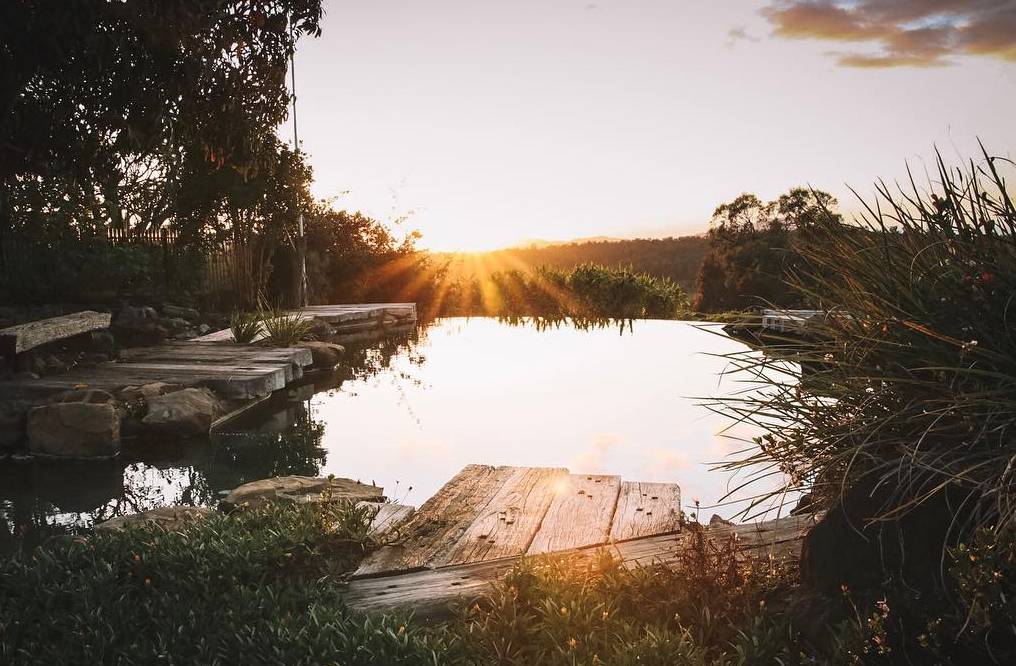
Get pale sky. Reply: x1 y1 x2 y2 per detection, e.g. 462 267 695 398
289 0 1016 251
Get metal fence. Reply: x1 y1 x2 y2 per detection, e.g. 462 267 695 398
0 226 252 308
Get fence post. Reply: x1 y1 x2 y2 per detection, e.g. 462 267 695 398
161 227 170 289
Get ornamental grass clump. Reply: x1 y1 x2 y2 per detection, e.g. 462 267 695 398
229 310 262 343
715 146 1016 552
260 307 316 346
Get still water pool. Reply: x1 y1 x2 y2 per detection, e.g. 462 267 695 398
1 317 785 551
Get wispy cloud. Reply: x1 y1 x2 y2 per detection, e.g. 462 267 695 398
759 0 1016 67
725 25 760 48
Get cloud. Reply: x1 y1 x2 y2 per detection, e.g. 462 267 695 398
726 25 760 48
759 0 1016 67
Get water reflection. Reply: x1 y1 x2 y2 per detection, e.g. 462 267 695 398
1 318 786 553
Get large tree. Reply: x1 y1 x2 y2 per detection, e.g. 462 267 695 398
694 188 840 312
0 0 322 240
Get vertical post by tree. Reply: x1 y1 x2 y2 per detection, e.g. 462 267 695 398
291 15 308 308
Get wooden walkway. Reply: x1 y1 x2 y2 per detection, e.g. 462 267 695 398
346 511 817 618
192 303 417 343
0 342 312 400
345 464 737 615
353 465 684 579
345 464 817 617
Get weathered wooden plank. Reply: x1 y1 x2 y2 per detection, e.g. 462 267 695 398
608 481 682 542
353 464 518 578
0 311 111 356
345 513 819 619
121 353 301 382
123 343 313 365
190 304 416 342
440 466 568 567
115 363 287 396
359 502 416 538
0 364 284 399
527 474 621 555
189 328 245 343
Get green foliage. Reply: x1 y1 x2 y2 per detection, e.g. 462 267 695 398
260 308 315 346
713 147 1016 660
301 207 419 304
449 535 806 666
718 149 1016 532
229 310 262 343
695 188 840 312
949 526 1016 652
357 261 689 320
0 502 457 666
1 0 322 231
0 1 324 306
439 236 710 292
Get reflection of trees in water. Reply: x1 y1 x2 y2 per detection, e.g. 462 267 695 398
197 405 327 505
495 315 636 334
0 327 422 552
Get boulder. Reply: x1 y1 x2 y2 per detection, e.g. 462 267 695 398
88 330 116 352
111 306 167 346
44 355 65 373
142 388 222 436
708 514 734 527
296 341 345 370
220 475 383 511
304 317 335 339
97 506 213 532
161 304 200 322
49 388 116 405
119 382 182 402
197 324 211 335
0 400 30 450
77 352 110 367
114 305 159 326
800 478 965 596
27 402 121 459
27 355 47 376
165 317 191 334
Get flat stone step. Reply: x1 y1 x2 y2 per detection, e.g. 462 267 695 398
0 311 111 356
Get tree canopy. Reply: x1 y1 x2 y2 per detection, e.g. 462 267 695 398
0 0 323 239
694 187 841 311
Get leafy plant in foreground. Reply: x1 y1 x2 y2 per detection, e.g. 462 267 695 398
229 310 262 343
260 307 316 346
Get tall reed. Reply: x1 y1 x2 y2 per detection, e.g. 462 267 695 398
715 146 1016 546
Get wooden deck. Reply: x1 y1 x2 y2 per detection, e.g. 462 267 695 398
0 342 312 400
352 465 683 579
192 303 417 343
346 512 816 618
344 464 816 618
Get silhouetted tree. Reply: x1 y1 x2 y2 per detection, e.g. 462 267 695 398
694 188 840 311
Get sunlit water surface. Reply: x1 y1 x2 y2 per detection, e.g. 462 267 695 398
1 318 789 552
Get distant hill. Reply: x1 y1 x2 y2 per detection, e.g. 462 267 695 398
514 236 624 249
440 235 709 292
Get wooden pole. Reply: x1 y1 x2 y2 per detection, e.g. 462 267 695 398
290 21 308 308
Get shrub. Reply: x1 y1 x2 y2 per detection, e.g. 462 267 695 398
229 310 262 343
713 147 1016 657
0 502 455 666
261 308 315 346
450 529 804 665
719 148 1016 528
